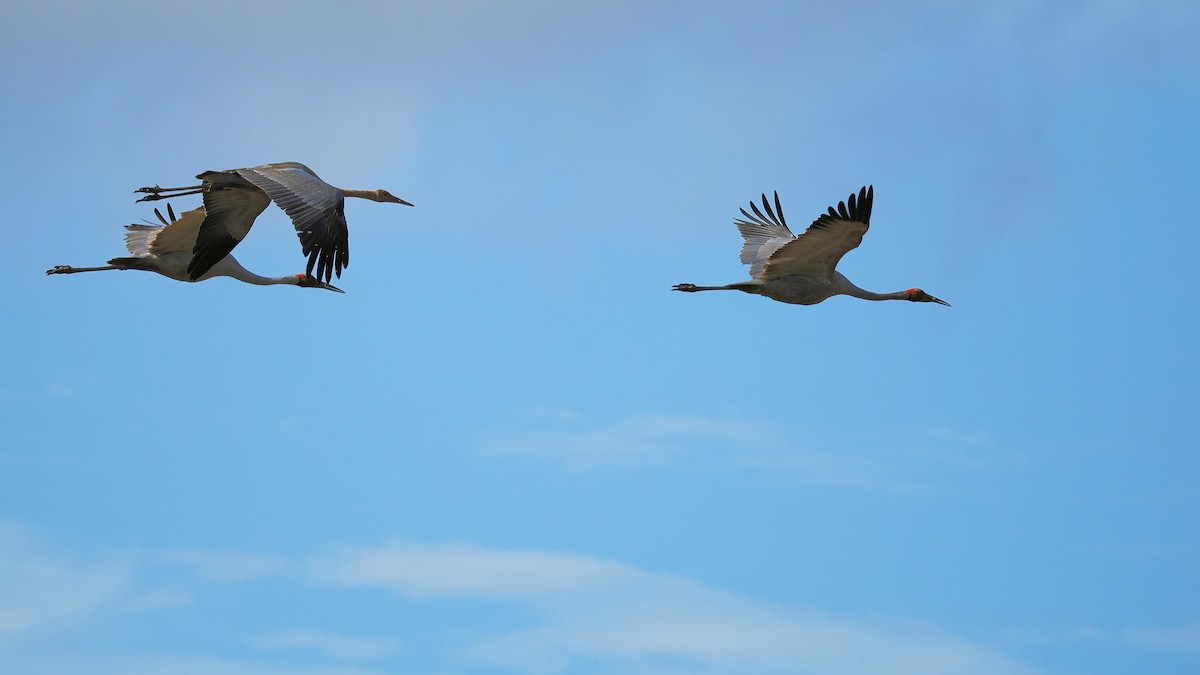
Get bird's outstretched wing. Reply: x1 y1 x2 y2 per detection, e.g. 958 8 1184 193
236 163 348 283
734 191 796 279
143 206 206 257
759 185 873 281
189 173 271 280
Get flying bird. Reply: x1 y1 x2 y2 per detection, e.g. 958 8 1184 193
134 162 412 283
46 203 345 292
673 186 949 307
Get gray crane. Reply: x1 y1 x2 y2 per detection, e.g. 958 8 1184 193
46 203 344 292
673 186 949 307
134 162 412 283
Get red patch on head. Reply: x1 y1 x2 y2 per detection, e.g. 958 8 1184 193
295 274 306 279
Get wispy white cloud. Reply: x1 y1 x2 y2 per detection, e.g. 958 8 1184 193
6 653 393 675
1126 622 1200 652
255 630 401 662
485 410 1001 492
486 412 763 469
0 520 128 635
40 370 103 401
0 520 1054 674
311 541 1041 674
1003 621 1200 656
41 381 78 400
151 549 289 582
119 589 193 612
313 542 642 600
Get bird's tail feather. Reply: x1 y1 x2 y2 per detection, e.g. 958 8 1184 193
122 224 163 257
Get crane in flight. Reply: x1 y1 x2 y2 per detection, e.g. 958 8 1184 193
673 186 949 307
46 203 345 292
134 162 412 283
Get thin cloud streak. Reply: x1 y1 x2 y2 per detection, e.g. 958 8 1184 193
1126 622 1200 653
485 410 999 492
255 630 401 662
4 654 393 675
0 520 128 635
311 541 1041 674
150 550 289 582
17 523 1194 673
486 413 765 469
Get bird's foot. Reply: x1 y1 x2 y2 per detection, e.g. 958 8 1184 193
134 185 167 203
672 283 698 292
46 265 74 275
133 185 206 203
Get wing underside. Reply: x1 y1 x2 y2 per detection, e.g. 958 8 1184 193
759 186 873 281
237 164 348 283
734 191 796 280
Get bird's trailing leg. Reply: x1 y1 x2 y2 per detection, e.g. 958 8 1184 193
134 184 206 203
46 264 120 275
672 283 750 292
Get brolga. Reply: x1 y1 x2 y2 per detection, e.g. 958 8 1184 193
134 162 412 283
673 186 950 307
46 203 345 292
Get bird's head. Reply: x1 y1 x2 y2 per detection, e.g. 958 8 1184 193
371 189 414 206
294 274 345 293
905 288 950 306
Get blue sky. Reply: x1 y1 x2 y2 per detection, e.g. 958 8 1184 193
2 1 1198 673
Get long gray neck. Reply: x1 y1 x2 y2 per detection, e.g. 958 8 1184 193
833 273 907 301
217 258 297 287
341 188 378 201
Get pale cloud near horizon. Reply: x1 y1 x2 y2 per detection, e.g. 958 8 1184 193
1 521 1197 673
0 520 128 635
4 654 392 675
312 541 1040 674
0 520 1038 673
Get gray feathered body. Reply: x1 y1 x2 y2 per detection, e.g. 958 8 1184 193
730 187 873 304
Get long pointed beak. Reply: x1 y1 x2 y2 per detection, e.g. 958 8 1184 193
930 295 951 307
321 282 346 294
398 198 414 207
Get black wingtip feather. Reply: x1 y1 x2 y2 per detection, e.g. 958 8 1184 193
760 193 776 223
738 191 788 230
748 197 769 223
823 185 874 226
